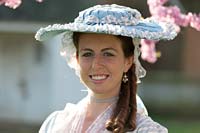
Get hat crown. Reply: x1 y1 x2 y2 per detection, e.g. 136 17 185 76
75 4 142 26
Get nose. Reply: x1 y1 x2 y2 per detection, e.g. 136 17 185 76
92 55 104 69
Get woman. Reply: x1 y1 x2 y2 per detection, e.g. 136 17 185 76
36 4 177 133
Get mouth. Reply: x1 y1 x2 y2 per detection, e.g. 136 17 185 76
89 74 109 81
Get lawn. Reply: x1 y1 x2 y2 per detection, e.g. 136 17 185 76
154 116 200 133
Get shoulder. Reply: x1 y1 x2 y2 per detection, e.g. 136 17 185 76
39 111 60 133
38 103 77 133
128 113 168 133
136 95 148 116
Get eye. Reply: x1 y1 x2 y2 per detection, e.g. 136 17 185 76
81 52 93 57
103 52 114 57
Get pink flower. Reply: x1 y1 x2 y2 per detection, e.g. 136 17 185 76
0 0 4 4
147 0 168 7
148 0 200 31
189 13 200 31
36 0 43 2
0 0 21 9
146 0 200 63
140 40 158 63
0 0 42 9
149 4 190 27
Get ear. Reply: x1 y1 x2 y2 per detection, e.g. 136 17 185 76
124 56 134 72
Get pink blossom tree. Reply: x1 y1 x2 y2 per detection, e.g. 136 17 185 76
141 0 200 63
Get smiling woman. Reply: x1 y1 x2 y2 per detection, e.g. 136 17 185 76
74 33 137 132
35 4 177 133
76 33 133 99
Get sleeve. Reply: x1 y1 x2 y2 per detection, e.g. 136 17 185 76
136 94 148 116
128 114 168 133
39 111 59 133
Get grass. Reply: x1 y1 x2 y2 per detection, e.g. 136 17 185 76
153 115 200 133
167 121 200 133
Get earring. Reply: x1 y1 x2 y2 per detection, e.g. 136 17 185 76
122 73 128 83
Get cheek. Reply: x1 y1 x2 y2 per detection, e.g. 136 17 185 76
78 61 89 82
107 58 126 69
78 59 91 72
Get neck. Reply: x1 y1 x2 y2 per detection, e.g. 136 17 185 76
89 95 119 103
86 94 117 120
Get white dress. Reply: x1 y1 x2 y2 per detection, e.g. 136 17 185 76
39 95 167 133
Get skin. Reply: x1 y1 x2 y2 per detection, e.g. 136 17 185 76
75 33 133 132
77 33 133 99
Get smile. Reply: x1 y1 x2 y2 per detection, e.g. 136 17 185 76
90 74 109 81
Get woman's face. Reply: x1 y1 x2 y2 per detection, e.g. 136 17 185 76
77 33 133 98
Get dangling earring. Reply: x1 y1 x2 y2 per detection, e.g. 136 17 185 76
122 73 128 83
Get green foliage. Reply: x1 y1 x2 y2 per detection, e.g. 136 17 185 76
153 116 200 133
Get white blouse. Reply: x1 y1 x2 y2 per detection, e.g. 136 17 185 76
39 95 167 133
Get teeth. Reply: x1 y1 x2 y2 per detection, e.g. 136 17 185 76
91 75 107 80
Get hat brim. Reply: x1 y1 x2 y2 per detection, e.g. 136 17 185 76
35 19 177 41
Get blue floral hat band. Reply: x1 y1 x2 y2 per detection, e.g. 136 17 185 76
75 5 141 26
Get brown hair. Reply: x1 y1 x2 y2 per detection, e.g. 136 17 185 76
73 32 137 132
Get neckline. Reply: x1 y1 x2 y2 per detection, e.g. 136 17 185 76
83 101 116 132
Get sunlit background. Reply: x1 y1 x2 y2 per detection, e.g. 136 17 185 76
0 0 200 133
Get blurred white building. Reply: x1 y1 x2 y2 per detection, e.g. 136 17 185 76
0 22 86 124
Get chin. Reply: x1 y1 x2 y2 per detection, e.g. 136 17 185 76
90 88 106 94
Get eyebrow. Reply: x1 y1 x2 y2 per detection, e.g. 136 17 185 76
80 47 118 52
101 47 118 53
80 48 93 52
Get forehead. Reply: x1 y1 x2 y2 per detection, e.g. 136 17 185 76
78 33 122 49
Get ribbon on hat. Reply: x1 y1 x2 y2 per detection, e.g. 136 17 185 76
75 6 142 26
